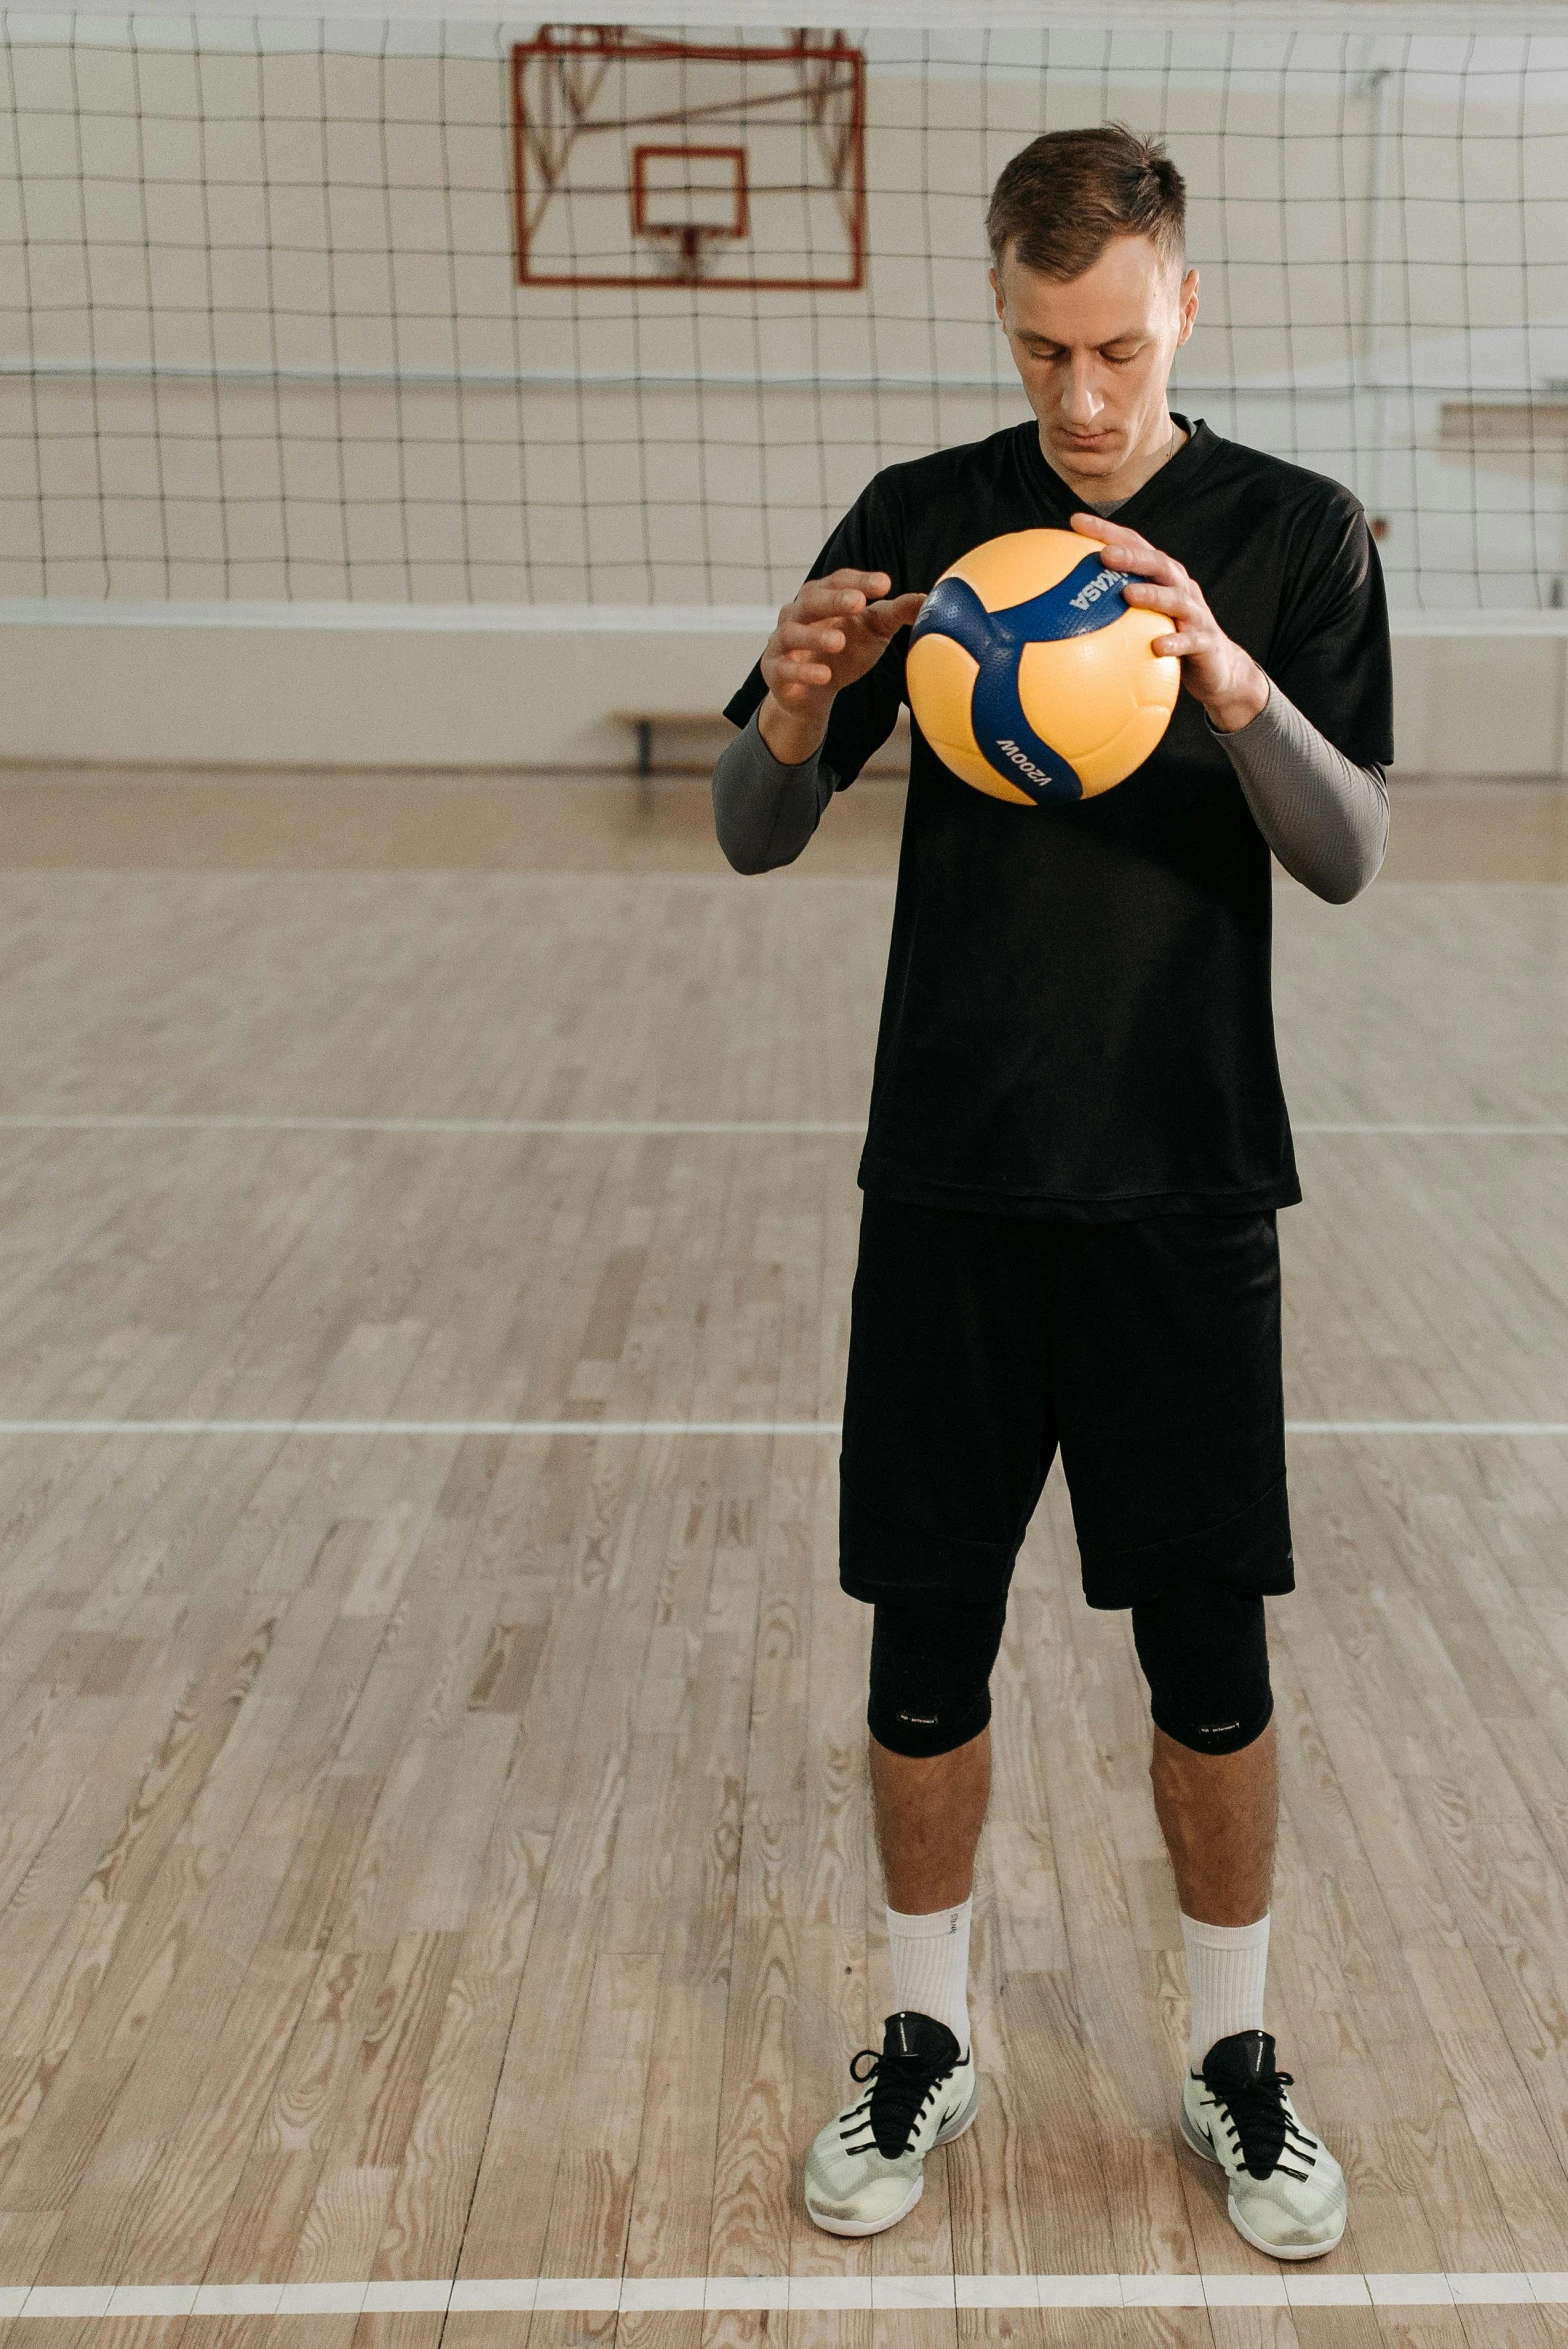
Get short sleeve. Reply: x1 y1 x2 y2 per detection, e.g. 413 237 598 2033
1267 498 1394 768
721 474 910 789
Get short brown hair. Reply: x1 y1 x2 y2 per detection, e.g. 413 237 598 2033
986 124 1186 280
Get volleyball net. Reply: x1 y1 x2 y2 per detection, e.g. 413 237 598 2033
1 16 1566 615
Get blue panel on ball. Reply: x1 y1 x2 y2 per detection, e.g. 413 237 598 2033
996 549 1136 641
911 550 1135 804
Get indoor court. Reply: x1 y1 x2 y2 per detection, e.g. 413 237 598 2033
2 3 1568 2340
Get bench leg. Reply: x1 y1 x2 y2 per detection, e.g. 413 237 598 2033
635 719 653 779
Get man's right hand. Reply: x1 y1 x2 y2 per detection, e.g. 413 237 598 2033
758 569 926 764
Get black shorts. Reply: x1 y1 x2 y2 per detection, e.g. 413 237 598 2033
839 1196 1294 1613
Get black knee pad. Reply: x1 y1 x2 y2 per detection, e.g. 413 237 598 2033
1131 1581 1273 1756
867 1594 1008 1759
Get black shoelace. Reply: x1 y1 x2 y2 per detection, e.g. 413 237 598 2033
840 2043 953 2160
1210 2065 1316 2182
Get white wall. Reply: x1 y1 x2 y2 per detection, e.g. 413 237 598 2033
3 24 1568 613
4 18 1568 766
3 606 1564 775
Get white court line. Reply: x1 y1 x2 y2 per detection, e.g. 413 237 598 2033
0 1419 1562 1440
0 1114 865 1136
0 1114 1562 1139
1297 1121 1568 1136
0 2274 1563 2316
1287 1420 1568 1436
0 1420 835 1438
0 1113 1558 1141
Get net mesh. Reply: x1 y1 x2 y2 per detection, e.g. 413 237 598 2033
1 18 1566 612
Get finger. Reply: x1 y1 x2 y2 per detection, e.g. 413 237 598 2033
776 619 847 655
768 652 836 688
1120 581 1194 617
790 582 872 623
778 591 854 634
1072 514 1187 585
794 569 892 610
1070 509 1153 549
769 665 835 697
822 568 893 595
865 590 927 636
1151 631 1200 659
1104 540 1185 584
1070 513 1154 557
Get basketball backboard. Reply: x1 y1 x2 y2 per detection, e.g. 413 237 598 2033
511 27 867 292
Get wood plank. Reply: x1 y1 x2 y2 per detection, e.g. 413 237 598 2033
0 848 1558 2347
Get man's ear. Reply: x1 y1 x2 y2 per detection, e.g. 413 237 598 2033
988 263 1007 325
1176 265 1200 347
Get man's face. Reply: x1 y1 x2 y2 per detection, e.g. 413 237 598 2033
990 234 1198 482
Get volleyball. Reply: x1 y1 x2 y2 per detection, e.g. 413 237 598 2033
905 528 1181 805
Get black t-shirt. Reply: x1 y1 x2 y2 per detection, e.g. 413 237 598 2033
724 416 1393 1221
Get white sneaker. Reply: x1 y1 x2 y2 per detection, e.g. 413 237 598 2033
1181 2029 1347 2260
804 2010 978 2237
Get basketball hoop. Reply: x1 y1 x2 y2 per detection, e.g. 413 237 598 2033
631 145 749 283
511 28 867 294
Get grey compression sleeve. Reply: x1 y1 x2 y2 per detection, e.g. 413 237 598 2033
713 679 1387 901
1215 681 1388 904
712 707 837 873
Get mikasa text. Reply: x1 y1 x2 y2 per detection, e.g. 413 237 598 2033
1068 565 1128 611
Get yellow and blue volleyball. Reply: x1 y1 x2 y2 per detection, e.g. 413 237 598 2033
906 528 1180 805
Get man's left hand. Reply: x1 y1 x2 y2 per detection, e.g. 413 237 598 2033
1070 511 1268 735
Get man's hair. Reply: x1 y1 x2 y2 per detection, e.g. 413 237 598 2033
985 124 1186 281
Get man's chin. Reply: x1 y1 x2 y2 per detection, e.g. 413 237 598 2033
1045 435 1124 475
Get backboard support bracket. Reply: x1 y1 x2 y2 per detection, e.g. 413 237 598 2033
511 26 868 293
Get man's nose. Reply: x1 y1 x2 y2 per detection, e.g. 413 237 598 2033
1058 359 1104 427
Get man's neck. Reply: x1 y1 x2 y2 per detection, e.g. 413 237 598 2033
1041 408 1185 508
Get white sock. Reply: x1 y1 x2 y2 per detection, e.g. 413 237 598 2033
886 1898 972 2054
1181 1910 1270 2071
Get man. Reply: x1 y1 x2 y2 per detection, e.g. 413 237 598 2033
713 125 1390 2261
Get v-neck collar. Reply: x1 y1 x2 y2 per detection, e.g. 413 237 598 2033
1020 411 1216 528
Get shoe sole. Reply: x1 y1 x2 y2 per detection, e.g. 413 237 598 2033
1179 2105 1347 2263
806 2081 981 2240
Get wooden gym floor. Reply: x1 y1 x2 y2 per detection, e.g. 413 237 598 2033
0 769 1563 2344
